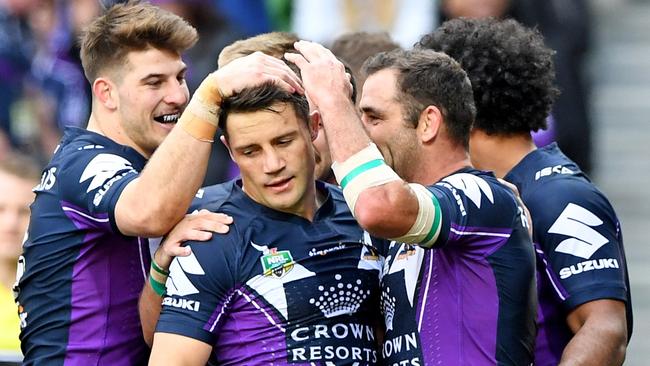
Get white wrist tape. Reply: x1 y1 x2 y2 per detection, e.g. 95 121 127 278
331 143 401 214
390 183 442 248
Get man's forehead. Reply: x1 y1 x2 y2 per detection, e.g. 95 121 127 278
124 48 186 75
227 108 303 144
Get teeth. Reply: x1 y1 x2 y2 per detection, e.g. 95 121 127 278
156 113 180 123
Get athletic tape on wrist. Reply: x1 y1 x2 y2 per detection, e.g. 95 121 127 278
331 143 401 214
151 259 169 276
149 275 167 297
390 183 442 248
179 73 223 142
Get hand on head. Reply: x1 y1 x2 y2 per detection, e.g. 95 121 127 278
213 51 304 98
284 41 354 111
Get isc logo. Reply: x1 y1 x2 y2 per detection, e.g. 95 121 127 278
534 165 574 180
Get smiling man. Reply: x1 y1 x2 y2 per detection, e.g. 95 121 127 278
148 82 385 365
14 2 302 365
287 42 537 365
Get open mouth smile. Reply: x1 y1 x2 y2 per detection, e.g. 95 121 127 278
153 113 180 124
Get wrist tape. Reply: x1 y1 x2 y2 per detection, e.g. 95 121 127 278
180 73 223 142
331 143 401 215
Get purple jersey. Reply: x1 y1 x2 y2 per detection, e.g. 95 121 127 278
505 143 632 365
16 127 150 365
157 180 386 365
380 168 536 365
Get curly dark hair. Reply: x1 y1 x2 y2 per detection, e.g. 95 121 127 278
416 18 559 135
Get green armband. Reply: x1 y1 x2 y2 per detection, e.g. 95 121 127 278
149 275 167 297
151 259 170 276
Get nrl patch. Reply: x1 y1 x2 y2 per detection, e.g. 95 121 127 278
261 248 294 278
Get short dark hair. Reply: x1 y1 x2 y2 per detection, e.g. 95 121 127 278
417 18 560 135
363 48 476 148
218 82 310 140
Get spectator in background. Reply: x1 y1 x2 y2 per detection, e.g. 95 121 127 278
0 0 38 149
440 0 510 19
26 0 89 158
330 31 400 104
292 0 436 48
0 154 40 361
214 0 273 37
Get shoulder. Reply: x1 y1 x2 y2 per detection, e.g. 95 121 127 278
48 130 144 183
190 180 238 213
433 170 515 211
526 174 617 230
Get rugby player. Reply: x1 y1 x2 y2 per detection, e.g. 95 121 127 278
14 2 300 365
148 82 385 365
287 42 537 365
419 17 632 365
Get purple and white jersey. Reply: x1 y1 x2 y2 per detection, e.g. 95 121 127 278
16 127 150 366
505 143 632 366
380 168 536 366
157 180 385 365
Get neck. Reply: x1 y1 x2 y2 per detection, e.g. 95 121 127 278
410 138 472 185
470 130 537 178
87 110 151 159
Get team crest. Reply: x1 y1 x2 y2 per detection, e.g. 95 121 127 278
261 248 294 278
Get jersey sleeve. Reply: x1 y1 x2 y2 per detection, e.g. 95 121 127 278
420 184 455 248
57 148 141 233
155 231 241 345
527 179 628 310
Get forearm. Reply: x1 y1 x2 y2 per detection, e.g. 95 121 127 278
139 280 163 347
559 323 626 366
319 96 373 163
120 128 211 236
149 333 212 365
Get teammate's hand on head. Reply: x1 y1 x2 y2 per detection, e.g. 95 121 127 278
284 40 353 110
213 51 304 98
154 209 233 269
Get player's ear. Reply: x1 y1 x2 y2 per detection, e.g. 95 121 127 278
418 105 442 143
309 110 321 141
220 135 234 161
93 77 117 110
